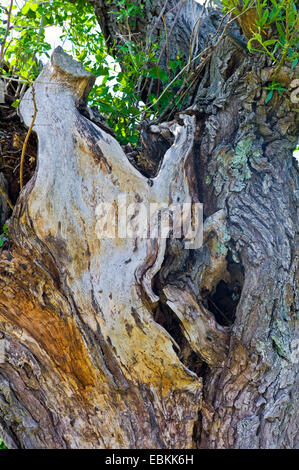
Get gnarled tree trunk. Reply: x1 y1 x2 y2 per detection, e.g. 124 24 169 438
0 1 298 449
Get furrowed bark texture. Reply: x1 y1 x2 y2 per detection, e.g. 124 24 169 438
89 0 220 62
0 2 298 449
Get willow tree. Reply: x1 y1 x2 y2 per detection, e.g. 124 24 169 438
0 0 298 449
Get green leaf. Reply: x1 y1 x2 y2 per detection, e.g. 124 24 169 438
21 3 30 15
287 6 296 25
261 9 269 25
276 22 285 38
148 66 168 82
269 7 278 22
0 439 7 449
30 2 39 13
265 89 273 103
292 57 298 68
11 99 19 109
263 39 277 46
247 38 253 51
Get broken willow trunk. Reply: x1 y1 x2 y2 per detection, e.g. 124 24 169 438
0 6 298 449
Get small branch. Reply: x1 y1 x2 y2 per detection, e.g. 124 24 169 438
147 1 184 100
0 186 14 211
146 0 170 53
20 83 37 190
161 15 171 81
207 296 231 325
140 5 254 121
188 0 208 71
0 0 14 72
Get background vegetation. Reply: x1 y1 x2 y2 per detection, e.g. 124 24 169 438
0 0 298 144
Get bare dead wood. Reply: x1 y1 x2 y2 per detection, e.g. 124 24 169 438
0 47 207 448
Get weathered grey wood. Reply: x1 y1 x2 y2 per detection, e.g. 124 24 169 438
0 47 207 448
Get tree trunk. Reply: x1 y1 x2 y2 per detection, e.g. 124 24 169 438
0 2 298 449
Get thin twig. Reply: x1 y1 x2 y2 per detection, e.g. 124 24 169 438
0 0 14 71
188 0 208 71
146 0 170 53
207 296 231 325
136 14 233 119
161 15 171 81
19 83 37 190
147 0 184 100
0 186 14 211
167 0 187 14
138 4 255 121
157 58 207 122
13 23 54 31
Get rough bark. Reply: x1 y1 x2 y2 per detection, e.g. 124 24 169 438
0 2 298 449
87 0 242 106
89 0 221 63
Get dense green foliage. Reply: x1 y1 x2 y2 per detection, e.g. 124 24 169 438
222 0 298 102
223 0 298 68
0 0 298 142
0 0 186 144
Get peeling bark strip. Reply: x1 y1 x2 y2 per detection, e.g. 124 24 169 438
0 47 207 448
